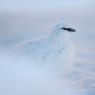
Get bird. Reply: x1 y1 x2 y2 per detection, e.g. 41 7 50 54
13 23 76 76
9 23 95 93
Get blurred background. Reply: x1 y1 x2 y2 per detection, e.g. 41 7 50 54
0 0 95 90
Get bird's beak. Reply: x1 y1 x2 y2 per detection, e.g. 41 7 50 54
61 27 76 32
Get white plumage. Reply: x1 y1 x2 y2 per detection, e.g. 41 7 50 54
13 23 76 76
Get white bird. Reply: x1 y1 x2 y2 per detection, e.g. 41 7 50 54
13 23 76 76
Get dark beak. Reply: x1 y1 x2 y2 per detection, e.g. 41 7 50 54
61 27 76 32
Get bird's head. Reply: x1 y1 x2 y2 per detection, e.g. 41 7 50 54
50 23 76 40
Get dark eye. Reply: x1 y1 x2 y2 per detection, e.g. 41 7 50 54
61 27 76 32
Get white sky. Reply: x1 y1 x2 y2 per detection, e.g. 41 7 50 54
0 0 94 14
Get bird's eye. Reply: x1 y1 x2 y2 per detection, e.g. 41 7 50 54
61 27 76 32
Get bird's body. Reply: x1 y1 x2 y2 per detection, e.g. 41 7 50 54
13 23 76 75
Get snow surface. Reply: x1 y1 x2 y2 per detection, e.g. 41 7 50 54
0 53 84 95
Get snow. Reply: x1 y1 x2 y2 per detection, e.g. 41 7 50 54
0 53 83 95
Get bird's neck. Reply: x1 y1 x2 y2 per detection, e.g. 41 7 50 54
48 30 70 43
